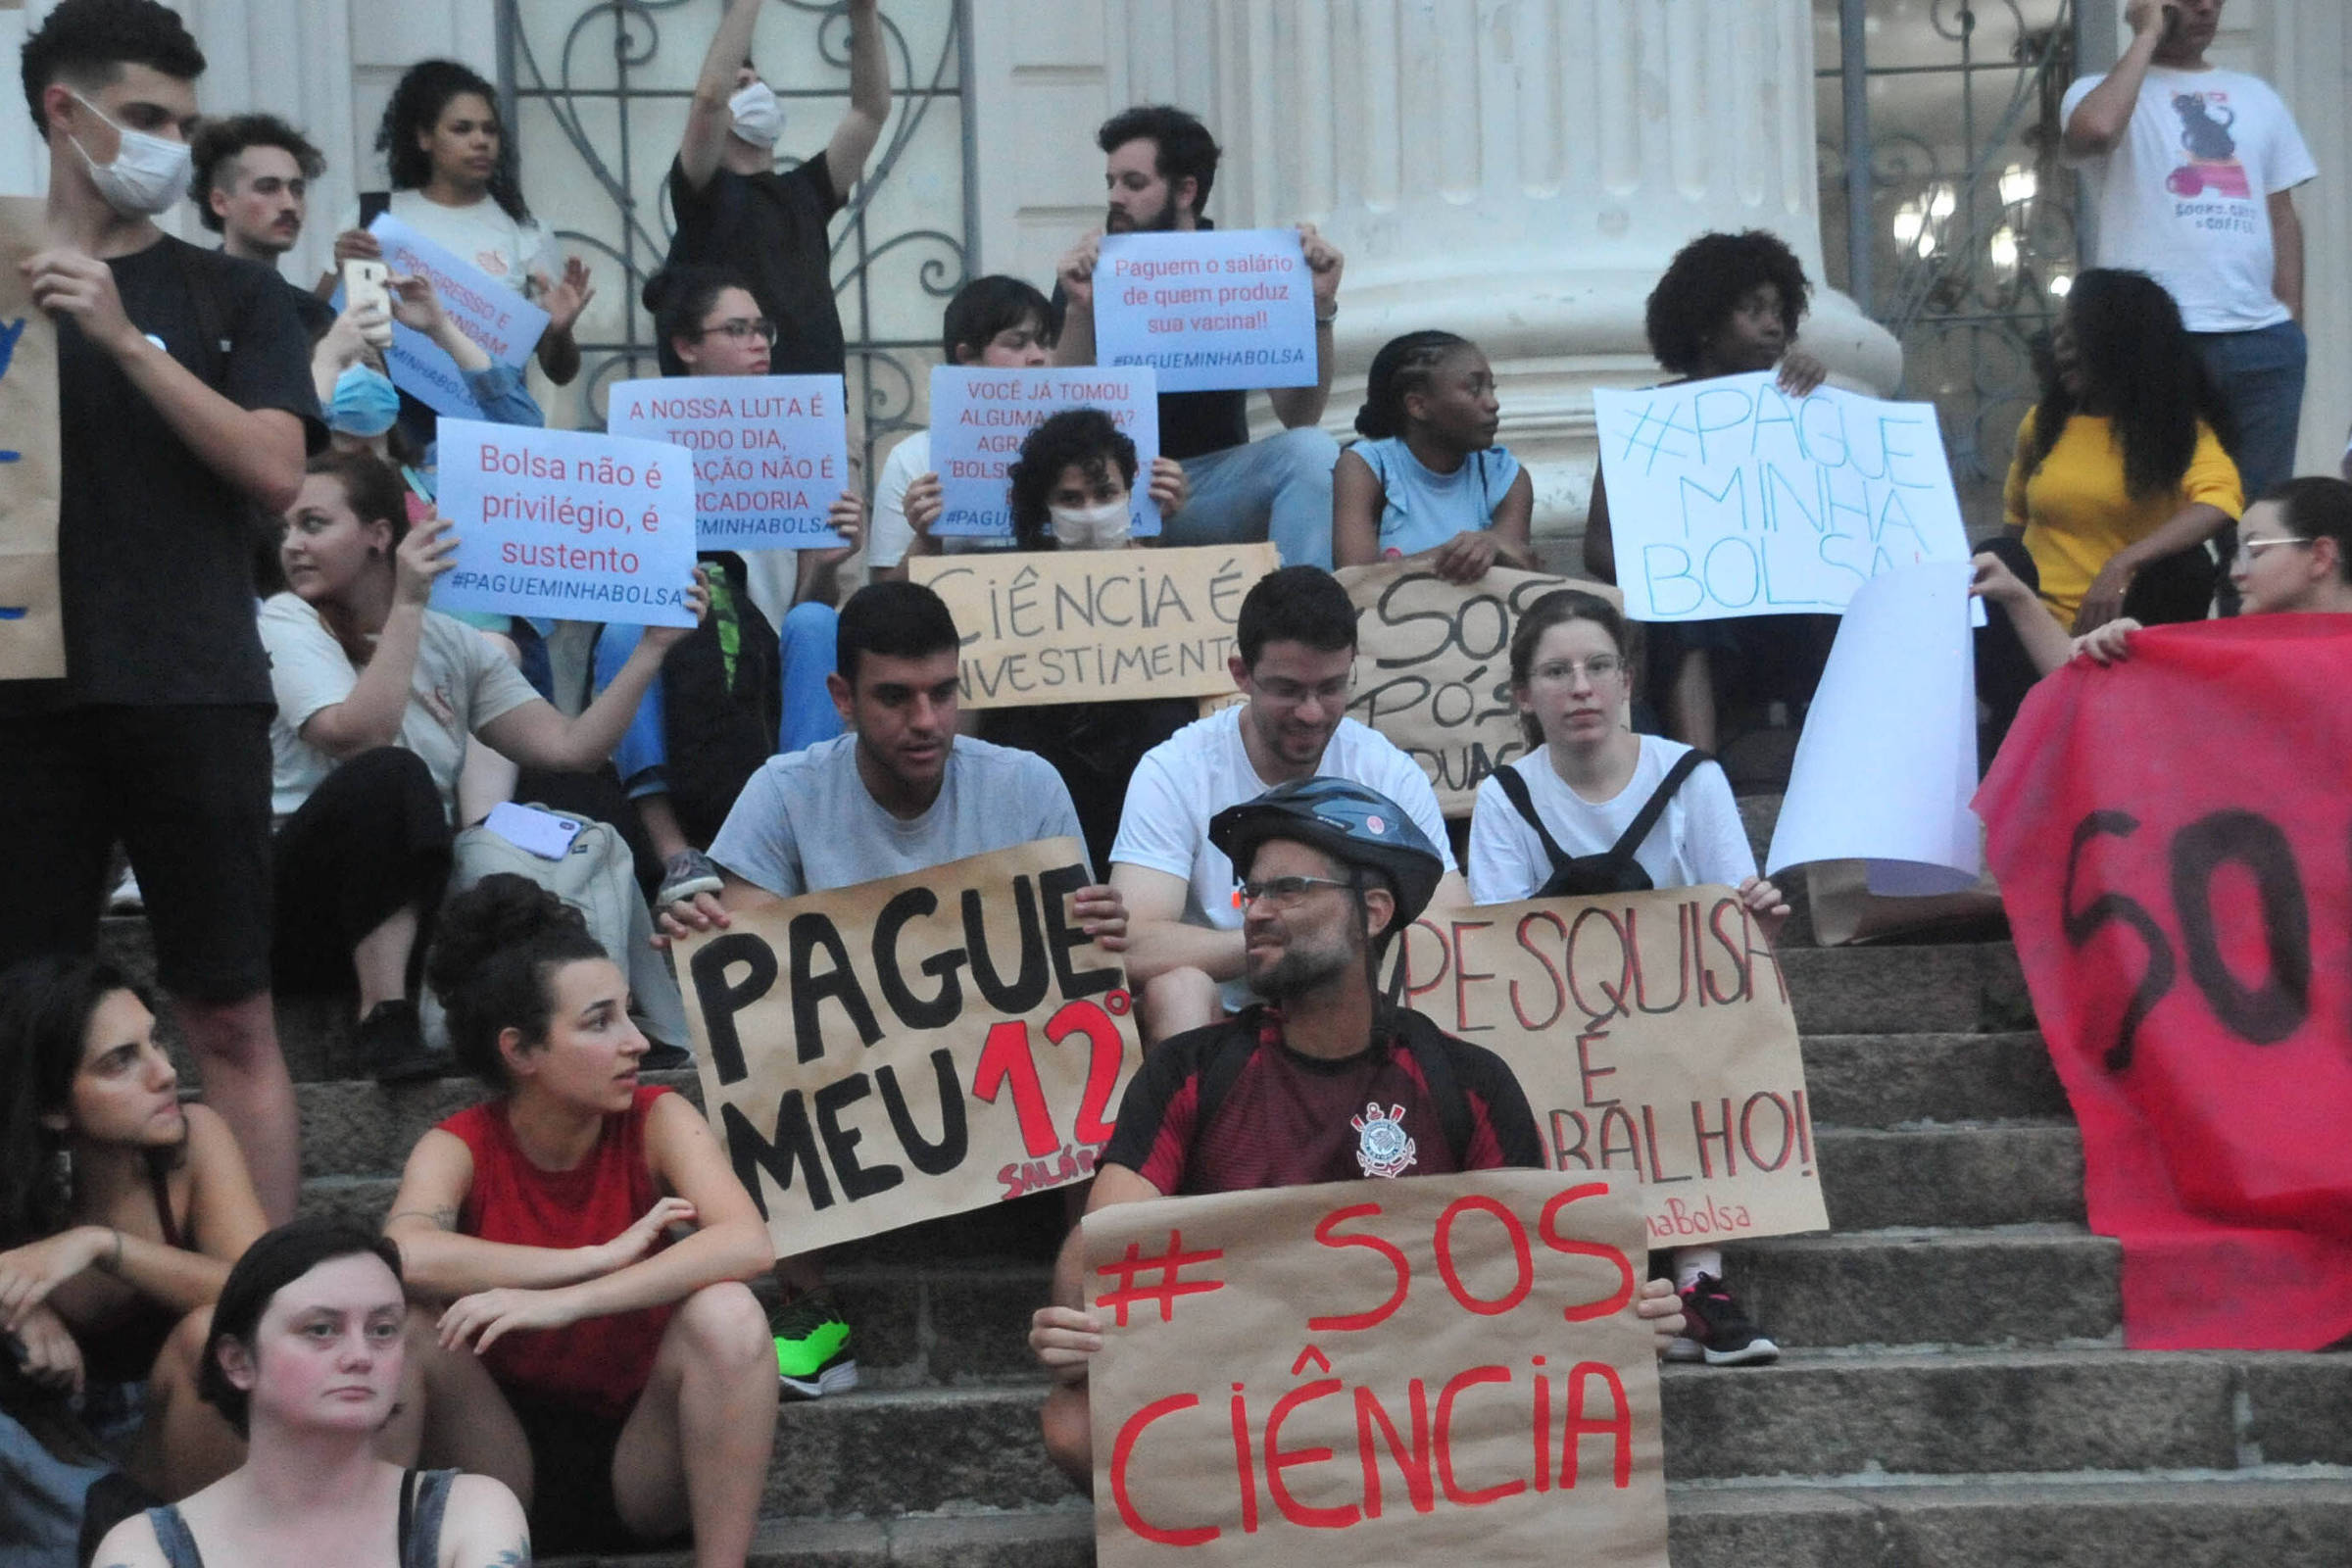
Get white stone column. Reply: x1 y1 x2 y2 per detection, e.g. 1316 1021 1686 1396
1089 0 1902 552
2246 0 2351 477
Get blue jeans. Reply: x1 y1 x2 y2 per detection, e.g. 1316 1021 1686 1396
599 600 843 800
2191 318 2307 503
1158 425 1342 567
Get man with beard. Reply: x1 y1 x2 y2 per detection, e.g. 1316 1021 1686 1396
1109 567 1460 1047
189 113 333 333
1026 777 1685 1486
1052 105 1345 567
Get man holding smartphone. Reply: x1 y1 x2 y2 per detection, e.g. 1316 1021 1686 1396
2063 0 2319 606
4 0 320 1220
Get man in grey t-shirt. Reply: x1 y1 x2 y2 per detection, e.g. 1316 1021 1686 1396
662 581 1130 1398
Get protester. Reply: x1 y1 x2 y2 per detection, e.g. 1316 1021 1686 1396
329 59 591 386
88 1217 529 1568
976 408 1198 872
188 112 332 332
659 580 1129 1399
1332 329 1535 579
262 449 708 1082
1029 778 1686 1485
1986 475 2352 675
872 273 1187 578
1110 566 1461 1046
1584 230 1834 751
659 0 885 376
599 267 863 909
2002 268 2242 636
1466 589 1786 1366
312 272 543 469
1052 104 1345 567
2062 0 2317 588
383 877 776 1565
0 956 268 1502
4 0 319 1222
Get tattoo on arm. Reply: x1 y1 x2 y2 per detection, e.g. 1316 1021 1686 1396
488 1537 532 1567
385 1208 460 1231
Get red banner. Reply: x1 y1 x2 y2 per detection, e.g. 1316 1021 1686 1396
1976 614 2352 1349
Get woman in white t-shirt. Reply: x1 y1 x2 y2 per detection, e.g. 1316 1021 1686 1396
329 60 591 386
1467 588 1788 1368
1332 330 1535 581
260 451 704 1083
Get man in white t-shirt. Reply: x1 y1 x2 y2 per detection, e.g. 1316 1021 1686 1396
1110 566 1464 1045
2063 0 2318 559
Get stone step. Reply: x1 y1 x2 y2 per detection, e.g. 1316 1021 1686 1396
289 1030 2068 1185
1735 1226 2118 1350
741 1349 2349 1515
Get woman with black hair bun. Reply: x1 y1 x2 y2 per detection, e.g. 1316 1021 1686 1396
324 59 593 386
89 1216 529 1568
382 875 776 1565
2002 268 2243 634
1332 329 1535 581
0 956 268 1502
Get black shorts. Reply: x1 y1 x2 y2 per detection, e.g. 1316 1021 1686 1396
507 1390 686 1557
0 706 273 1001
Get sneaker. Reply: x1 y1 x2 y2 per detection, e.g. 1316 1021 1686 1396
357 1000 453 1086
106 867 144 913
1668 1274 1781 1366
769 1294 858 1398
657 848 725 908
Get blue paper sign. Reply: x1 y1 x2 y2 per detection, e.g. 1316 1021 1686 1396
606 373 849 550
926 366 1161 539
361 216 549 420
1092 229 1319 393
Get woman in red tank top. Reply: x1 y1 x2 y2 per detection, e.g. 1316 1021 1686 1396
382 876 775 1564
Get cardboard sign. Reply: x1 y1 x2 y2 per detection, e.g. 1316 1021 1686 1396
1394 887 1829 1246
675 838 1144 1255
1085 1171 1668 1568
0 198 64 681
911 543 1277 710
1094 229 1319 393
1978 615 2352 1351
606 373 849 550
433 418 699 627
1592 372 1970 621
927 365 1162 539
365 215 549 419
1337 563 1620 817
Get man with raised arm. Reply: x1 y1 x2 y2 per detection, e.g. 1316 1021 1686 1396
2062 0 2318 592
1052 104 1345 567
660 0 889 376
1030 777 1685 1486
4 0 320 1221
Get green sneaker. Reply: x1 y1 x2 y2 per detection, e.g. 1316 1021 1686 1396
769 1294 858 1398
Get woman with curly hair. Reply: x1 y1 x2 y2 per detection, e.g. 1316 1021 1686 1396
1584 230 1833 751
2001 268 2242 633
325 59 592 385
1332 329 1535 582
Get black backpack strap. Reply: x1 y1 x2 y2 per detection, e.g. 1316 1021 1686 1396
1490 763 1576 879
397 1467 416 1561
1388 1009 1473 1169
1598 748 1712 876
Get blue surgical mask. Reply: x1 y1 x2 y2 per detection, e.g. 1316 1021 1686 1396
328 363 402 437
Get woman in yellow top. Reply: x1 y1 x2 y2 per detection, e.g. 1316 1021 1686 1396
2003 269 2243 632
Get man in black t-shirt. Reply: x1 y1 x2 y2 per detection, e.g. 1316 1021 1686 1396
1052 105 1347 568
5 0 322 1221
189 111 335 337
1023 778 1685 1487
655 0 888 376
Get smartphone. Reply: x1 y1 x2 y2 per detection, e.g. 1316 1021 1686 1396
342 259 393 348
358 189 391 226
2160 3 2184 44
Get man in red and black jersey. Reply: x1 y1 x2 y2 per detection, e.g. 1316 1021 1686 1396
1027 777 1684 1487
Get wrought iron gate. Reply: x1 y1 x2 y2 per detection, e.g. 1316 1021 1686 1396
497 0 974 480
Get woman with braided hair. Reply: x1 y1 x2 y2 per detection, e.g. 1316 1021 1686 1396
1333 329 1535 581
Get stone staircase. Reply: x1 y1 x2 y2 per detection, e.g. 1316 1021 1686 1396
96 795 2352 1566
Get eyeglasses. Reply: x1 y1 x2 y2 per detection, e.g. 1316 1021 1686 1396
1253 675 1353 706
695 317 778 346
1530 655 1626 684
1236 874 1354 908
2234 535 2313 565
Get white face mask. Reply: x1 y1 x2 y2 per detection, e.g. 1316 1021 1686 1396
727 81 783 147
1049 498 1133 551
70 92 192 218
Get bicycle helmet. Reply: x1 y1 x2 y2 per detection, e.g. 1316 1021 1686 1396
1207 776 1446 928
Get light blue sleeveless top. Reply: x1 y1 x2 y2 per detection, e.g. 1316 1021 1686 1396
1353 437 1522 556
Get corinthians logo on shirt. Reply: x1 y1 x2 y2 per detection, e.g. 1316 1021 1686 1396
1350 1101 1416 1178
